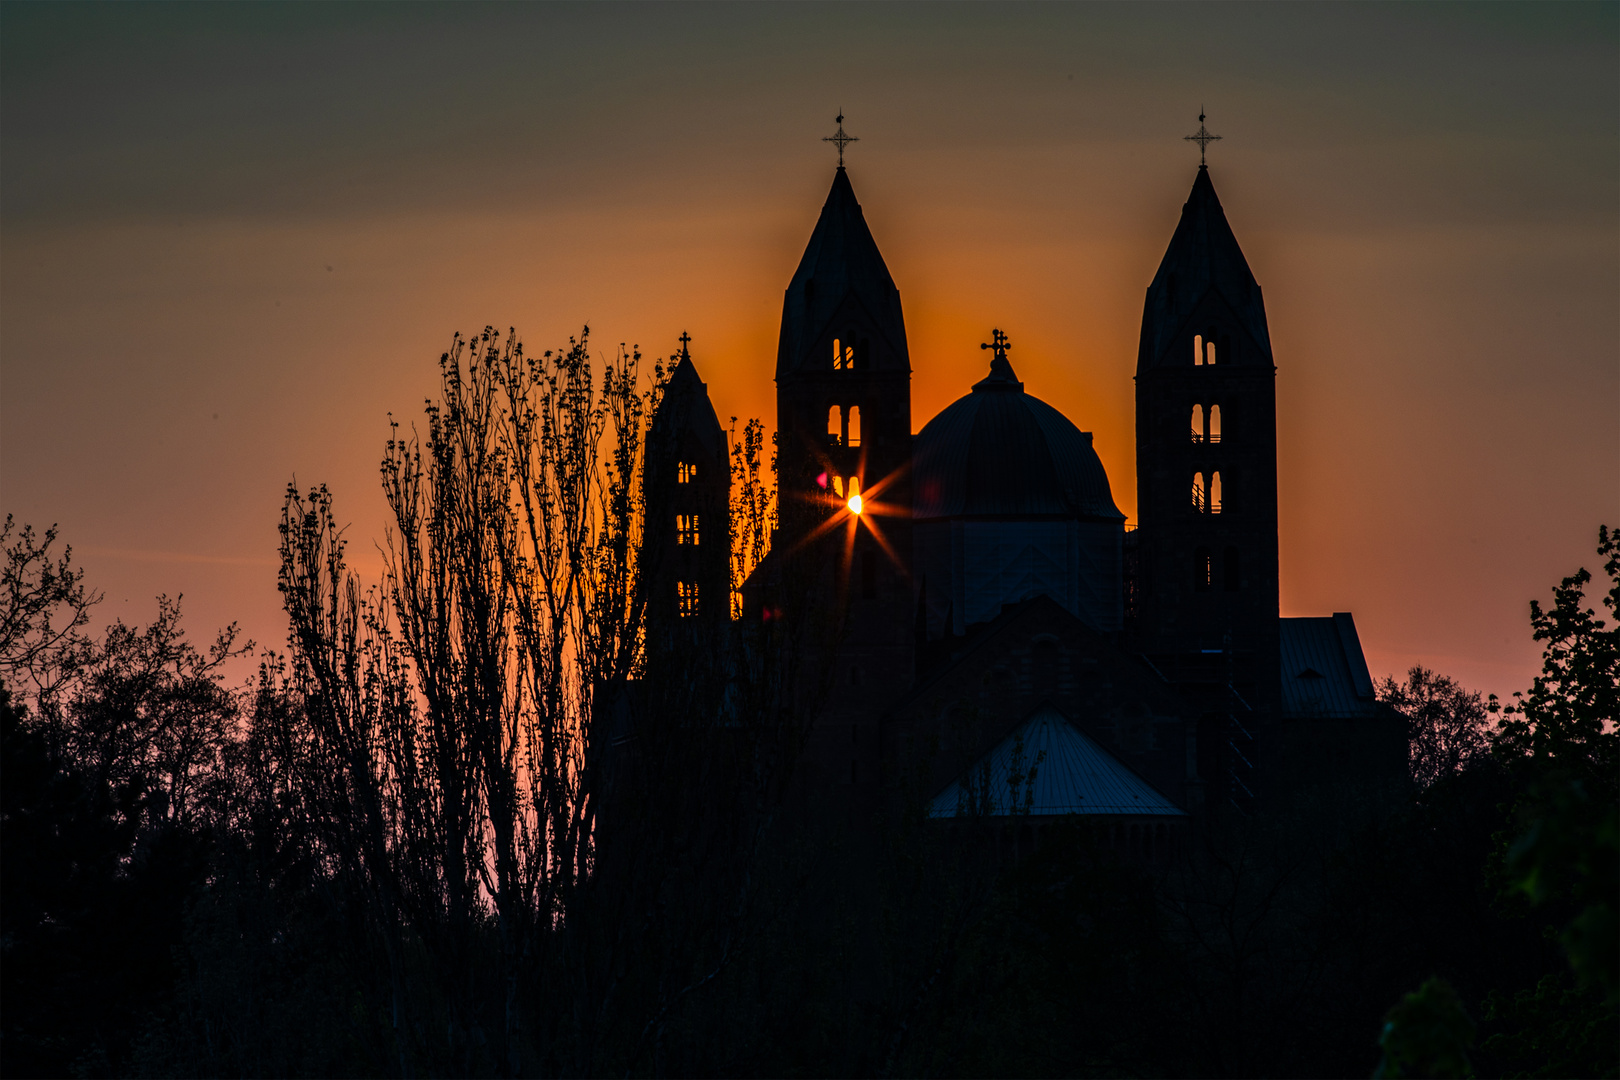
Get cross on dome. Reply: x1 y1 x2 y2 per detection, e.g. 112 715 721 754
823 111 858 167
1184 110 1221 167
980 328 1013 362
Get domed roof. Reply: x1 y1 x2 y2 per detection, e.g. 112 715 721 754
913 352 1123 522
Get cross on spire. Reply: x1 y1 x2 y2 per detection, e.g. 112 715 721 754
677 330 692 360
980 328 1012 362
823 111 858 167
1184 109 1221 167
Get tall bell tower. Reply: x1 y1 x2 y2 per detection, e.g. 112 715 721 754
1134 142 1282 799
774 118 913 811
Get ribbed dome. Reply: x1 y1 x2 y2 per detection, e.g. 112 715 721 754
913 355 1123 522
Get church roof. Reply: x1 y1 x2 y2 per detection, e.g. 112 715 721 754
776 167 908 378
1137 167 1273 372
649 353 726 460
913 355 1123 521
1280 613 1380 720
928 704 1184 818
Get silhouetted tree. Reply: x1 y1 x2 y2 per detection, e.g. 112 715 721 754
252 326 815 1077
0 523 247 1078
1378 665 1493 788
0 516 98 700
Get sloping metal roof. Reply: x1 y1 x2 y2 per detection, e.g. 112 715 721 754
912 357 1123 523
928 704 1184 819
1280 613 1379 720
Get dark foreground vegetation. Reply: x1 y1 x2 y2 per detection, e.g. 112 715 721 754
3 330 1615 1078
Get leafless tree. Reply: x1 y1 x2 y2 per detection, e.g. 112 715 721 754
0 516 100 702
270 325 819 1075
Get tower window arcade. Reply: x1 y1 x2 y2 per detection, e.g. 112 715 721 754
833 337 855 370
676 514 700 545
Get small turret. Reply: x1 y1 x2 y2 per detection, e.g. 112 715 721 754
643 336 731 648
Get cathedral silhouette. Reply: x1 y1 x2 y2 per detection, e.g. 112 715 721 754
639 138 1404 848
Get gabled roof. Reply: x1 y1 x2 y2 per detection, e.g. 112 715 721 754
1280 613 1379 720
1137 167 1273 372
928 704 1185 818
776 167 909 378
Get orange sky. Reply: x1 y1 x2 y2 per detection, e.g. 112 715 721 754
2 4 1615 702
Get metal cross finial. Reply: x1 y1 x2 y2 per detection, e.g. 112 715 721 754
1184 109 1221 166
823 111 858 166
677 330 692 360
980 328 1013 362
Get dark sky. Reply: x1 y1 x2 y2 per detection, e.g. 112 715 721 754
2 2 1615 699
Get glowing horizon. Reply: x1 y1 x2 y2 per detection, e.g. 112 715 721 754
2 4 1614 703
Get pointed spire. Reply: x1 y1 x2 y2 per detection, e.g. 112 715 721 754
1137 168 1271 371
652 334 726 458
776 168 908 378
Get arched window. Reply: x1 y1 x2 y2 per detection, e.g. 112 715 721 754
1223 547 1241 592
677 581 700 617
1193 334 1204 366
833 337 854 370
827 404 841 445
1208 404 1221 443
847 405 861 447
676 514 700 545
1194 546 1213 592
832 476 844 497
677 461 695 484
1210 471 1222 514
1191 472 1207 512
847 475 861 500
1204 331 1218 366
1190 404 1205 442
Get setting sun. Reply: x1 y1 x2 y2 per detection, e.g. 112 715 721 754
847 494 863 516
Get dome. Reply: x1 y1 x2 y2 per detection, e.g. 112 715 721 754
913 354 1123 522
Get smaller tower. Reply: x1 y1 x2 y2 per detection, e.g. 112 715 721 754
642 336 731 656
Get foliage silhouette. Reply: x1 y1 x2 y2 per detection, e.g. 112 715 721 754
4 365 1614 1079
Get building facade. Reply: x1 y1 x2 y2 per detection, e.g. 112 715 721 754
648 157 1403 840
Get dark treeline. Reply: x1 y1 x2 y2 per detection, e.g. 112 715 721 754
2 329 1615 1078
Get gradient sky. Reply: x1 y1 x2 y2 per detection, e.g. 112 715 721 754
2 2 1615 701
